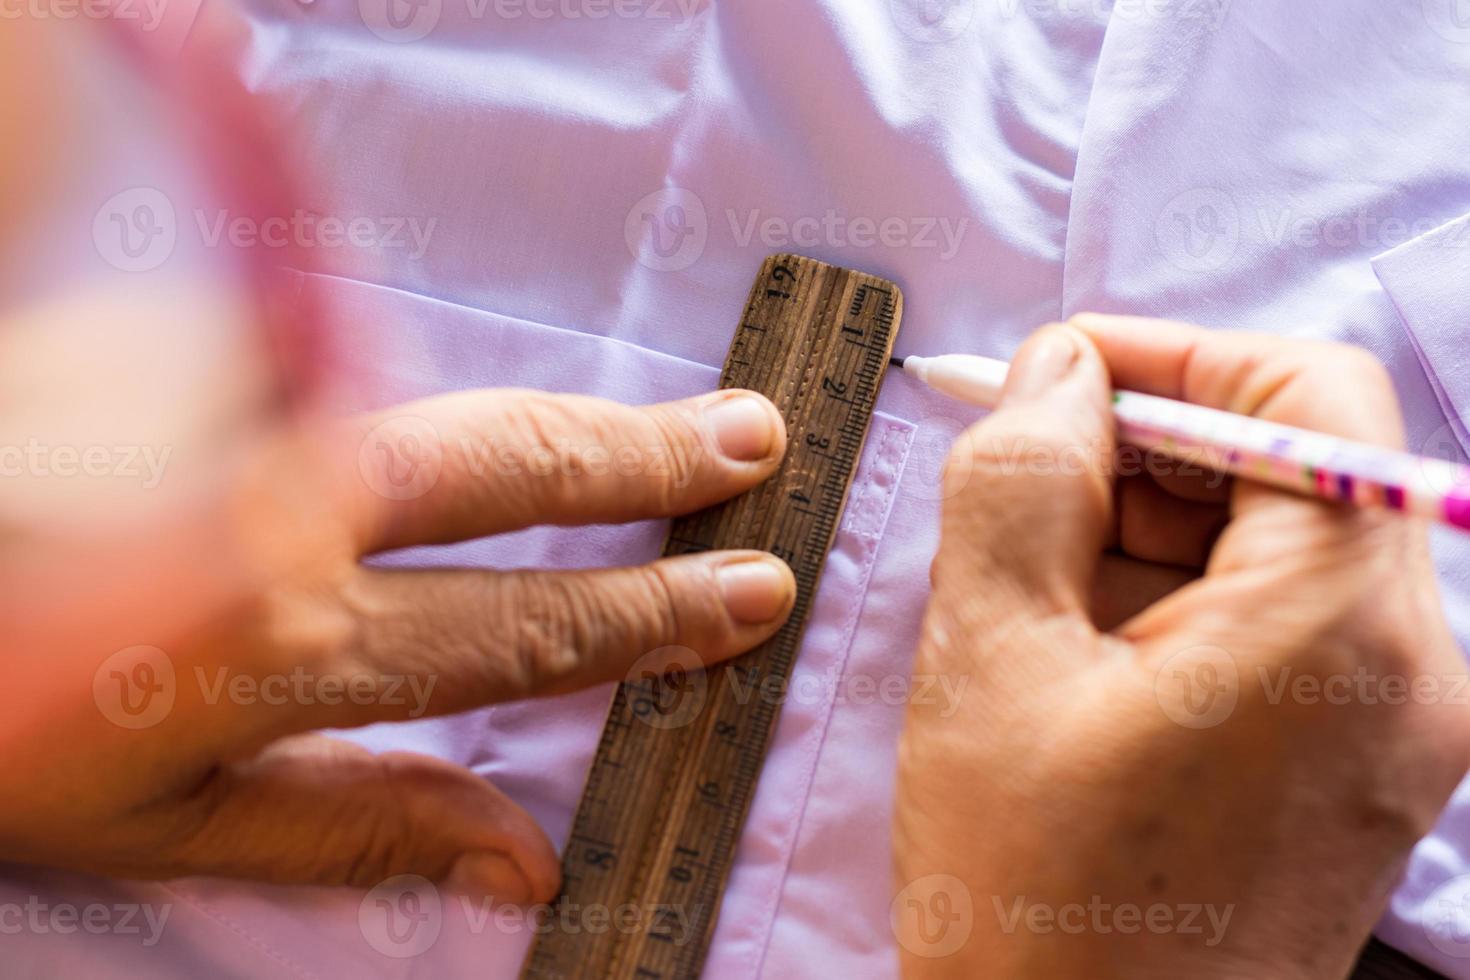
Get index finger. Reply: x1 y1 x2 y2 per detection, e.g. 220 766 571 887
340 388 788 554
1068 313 1405 450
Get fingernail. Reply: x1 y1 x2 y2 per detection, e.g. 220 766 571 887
1004 326 1080 404
445 852 532 903
705 394 779 462
717 557 795 624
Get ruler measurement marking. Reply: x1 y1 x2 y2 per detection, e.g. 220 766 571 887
523 255 902 980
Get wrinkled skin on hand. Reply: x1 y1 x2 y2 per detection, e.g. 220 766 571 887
0 18 792 905
896 315 1469 980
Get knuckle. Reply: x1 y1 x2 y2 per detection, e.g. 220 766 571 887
938 410 1112 559
1266 341 1389 402
945 409 1104 501
1298 344 1403 444
320 757 445 887
503 393 584 506
637 561 693 646
1330 344 1394 394
336 808 405 888
641 404 705 503
244 579 356 677
496 572 586 695
493 567 689 695
338 755 459 884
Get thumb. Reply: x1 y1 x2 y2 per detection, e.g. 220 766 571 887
161 735 560 901
935 323 1115 630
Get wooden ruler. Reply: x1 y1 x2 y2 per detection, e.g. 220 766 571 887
521 253 902 980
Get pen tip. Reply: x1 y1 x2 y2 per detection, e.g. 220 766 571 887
888 356 905 370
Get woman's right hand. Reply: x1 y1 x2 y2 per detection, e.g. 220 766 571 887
895 315 1470 978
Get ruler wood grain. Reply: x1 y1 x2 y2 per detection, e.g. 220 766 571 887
521 254 902 979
